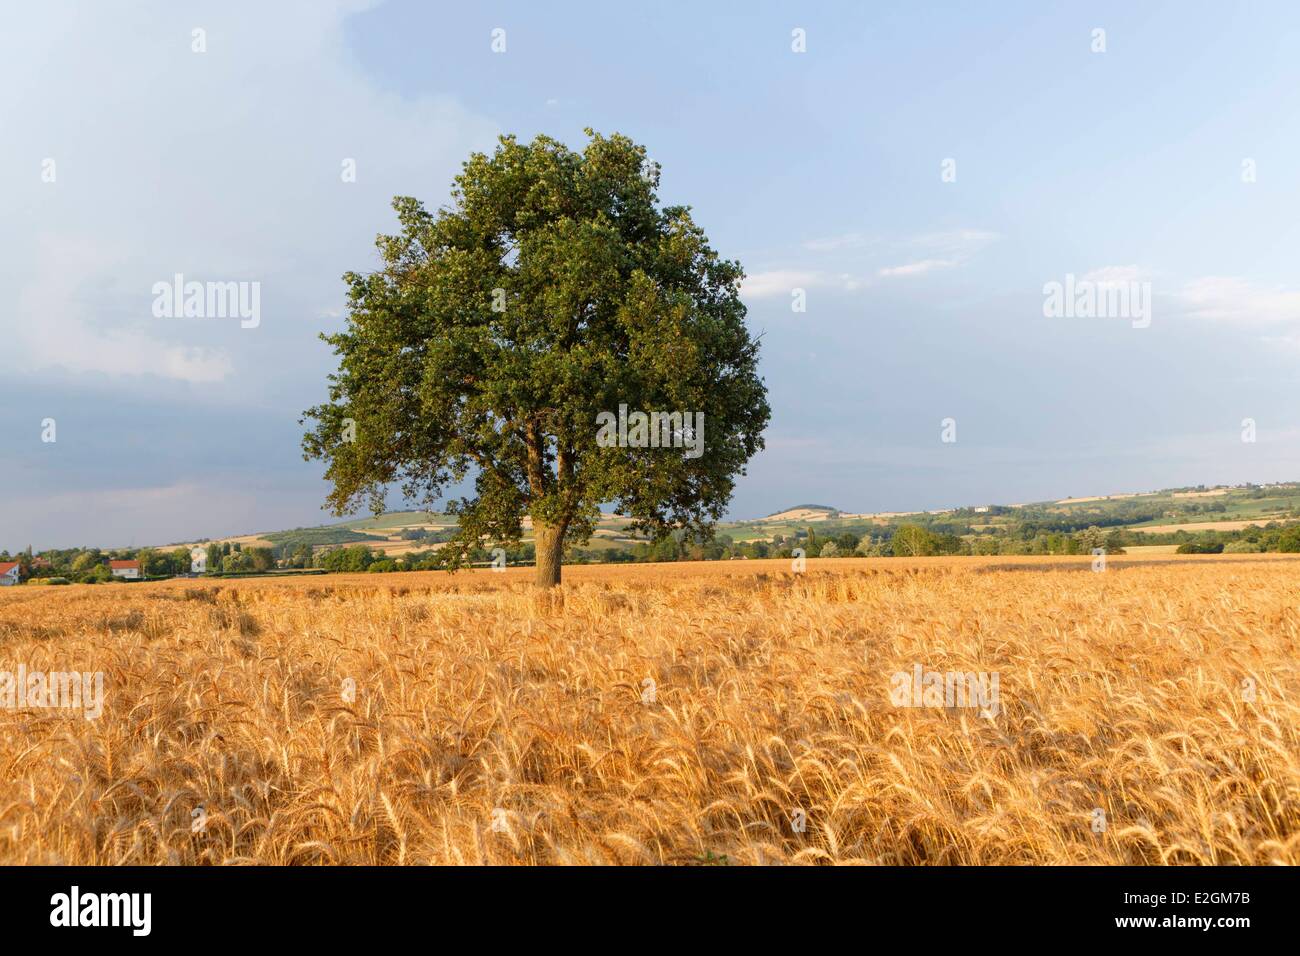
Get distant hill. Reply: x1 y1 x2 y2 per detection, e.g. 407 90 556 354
768 503 838 515
166 481 1300 559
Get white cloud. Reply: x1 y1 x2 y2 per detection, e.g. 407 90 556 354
740 270 866 299
802 228 999 264
0 1 498 387
878 258 951 278
875 229 999 279
909 228 999 250
747 227 1000 296
790 228 1001 281
802 232 867 252
1177 276 1300 324
740 270 819 298
16 234 233 383
1083 265 1149 285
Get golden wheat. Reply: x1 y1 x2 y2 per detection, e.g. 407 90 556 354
1 556 1297 865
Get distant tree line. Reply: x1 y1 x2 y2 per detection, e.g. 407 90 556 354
10 504 1300 585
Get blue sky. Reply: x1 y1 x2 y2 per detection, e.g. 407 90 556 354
4 0 1300 549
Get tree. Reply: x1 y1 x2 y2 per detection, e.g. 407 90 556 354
1276 526 1300 552
84 564 112 584
222 552 253 574
249 547 276 572
1077 525 1106 553
302 131 770 586
170 548 191 574
316 545 374 573
892 524 936 557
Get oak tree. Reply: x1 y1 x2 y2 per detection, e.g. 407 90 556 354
302 131 769 586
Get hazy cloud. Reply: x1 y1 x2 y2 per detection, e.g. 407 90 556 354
740 269 866 299
0 0 498 386
1178 276 1300 324
878 258 951 278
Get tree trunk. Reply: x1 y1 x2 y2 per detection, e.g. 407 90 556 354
534 522 564 588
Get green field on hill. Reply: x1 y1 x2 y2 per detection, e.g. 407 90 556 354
215 481 1300 562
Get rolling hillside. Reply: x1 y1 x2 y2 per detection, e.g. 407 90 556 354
177 481 1300 559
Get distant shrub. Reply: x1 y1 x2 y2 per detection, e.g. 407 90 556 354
1223 541 1262 553
1276 526 1300 552
1176 542 1224 554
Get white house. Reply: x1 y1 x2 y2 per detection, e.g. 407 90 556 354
110 560 141 579
0 562 19 586
190 547 207 574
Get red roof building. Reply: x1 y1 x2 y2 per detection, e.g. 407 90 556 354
109 560 141 578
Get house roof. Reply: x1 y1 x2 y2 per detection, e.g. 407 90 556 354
109 560 140 570
0 562 18 575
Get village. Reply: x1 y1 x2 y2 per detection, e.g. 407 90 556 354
0 547 213 586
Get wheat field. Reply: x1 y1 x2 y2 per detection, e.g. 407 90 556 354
1 556 1297 865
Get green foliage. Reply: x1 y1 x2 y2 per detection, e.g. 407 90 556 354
121 547 198 577
83 565 112 584
264 527 386 549
1275 525 1300 552
248 547 276 572
891 524 937 557
71 551 101 573
302 130 769 583
316 545 376 573
222 552 253 573
25 484 1300 579
1176 541 1225 554
279 543 315 569
1223 540 1262 553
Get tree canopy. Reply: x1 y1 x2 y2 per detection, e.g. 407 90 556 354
302 130 770 585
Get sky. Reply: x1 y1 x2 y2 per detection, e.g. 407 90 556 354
4 0 1300 550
